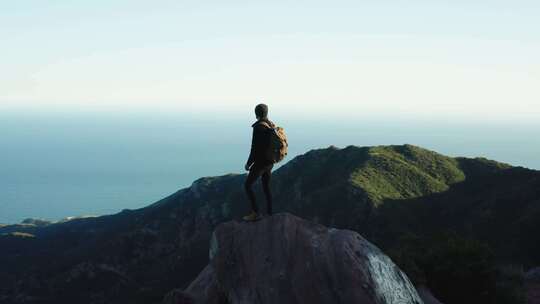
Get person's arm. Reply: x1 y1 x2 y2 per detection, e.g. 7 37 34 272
245 127 256 170
245 124 268 170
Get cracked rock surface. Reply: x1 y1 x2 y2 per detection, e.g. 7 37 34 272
182 213 423 304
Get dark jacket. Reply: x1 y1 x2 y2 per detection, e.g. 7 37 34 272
246 118 275 167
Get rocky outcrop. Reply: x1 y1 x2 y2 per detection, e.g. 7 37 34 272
177 213 423 304
3 145 539 304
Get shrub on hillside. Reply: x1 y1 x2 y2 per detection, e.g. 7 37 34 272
390 233 525 304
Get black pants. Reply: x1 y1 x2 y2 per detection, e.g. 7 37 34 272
244 162 273 215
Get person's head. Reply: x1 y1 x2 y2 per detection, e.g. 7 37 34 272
254 103 268 119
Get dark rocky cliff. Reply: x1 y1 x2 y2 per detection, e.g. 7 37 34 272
165 213 423 304
1 144 538 304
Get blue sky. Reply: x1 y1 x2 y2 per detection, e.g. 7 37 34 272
1 1 539 121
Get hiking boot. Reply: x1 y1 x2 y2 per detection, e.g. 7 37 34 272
242 212 260 222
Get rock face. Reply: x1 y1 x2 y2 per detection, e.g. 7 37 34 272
3 145 539 303
182 213 423 304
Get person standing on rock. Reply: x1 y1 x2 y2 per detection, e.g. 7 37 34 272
243 103 288 221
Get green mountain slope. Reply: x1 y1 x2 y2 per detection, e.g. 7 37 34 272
351 145 466 202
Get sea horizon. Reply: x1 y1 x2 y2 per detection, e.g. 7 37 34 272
1 110 539 224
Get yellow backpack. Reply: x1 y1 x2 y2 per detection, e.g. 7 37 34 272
260 122 288 163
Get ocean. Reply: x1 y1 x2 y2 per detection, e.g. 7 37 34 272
1 110 539 224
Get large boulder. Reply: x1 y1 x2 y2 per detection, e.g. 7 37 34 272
180 213 423 304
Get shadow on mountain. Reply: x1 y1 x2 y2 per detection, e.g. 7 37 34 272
1 144 538 304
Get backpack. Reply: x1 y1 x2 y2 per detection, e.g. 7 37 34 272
260 122 288 163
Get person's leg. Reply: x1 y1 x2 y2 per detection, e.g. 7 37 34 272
261 164 273 215
244 165 262 214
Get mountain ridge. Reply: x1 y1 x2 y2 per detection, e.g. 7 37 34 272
0 144 537 304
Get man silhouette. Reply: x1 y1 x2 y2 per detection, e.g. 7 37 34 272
243 103 275 221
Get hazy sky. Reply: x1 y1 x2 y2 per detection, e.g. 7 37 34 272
1 1 539 121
